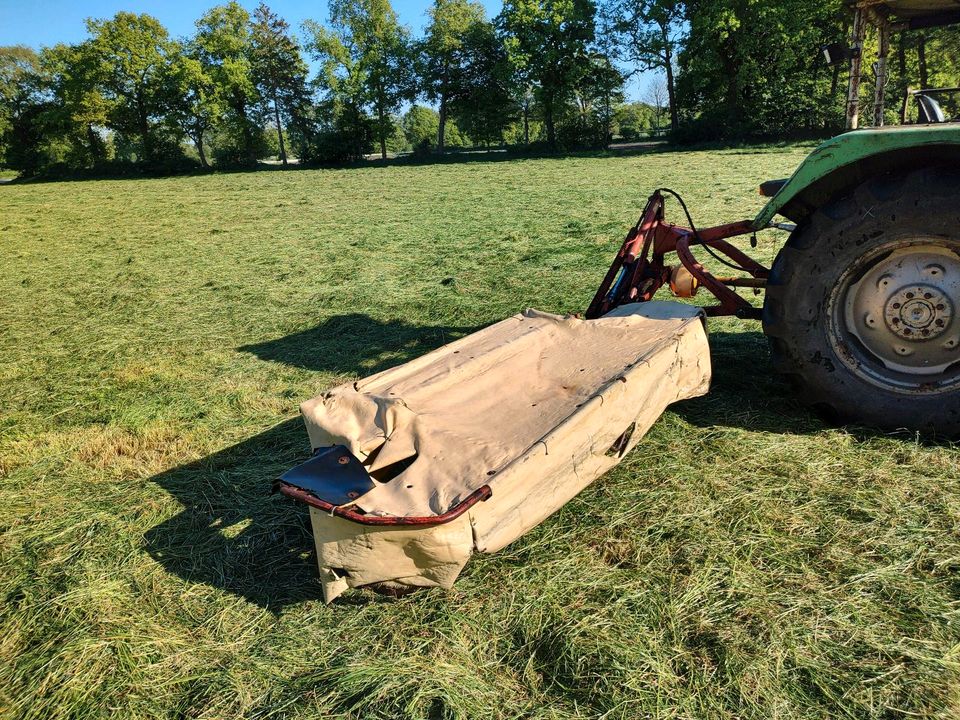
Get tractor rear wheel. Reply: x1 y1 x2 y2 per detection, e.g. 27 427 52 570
762 168 960 436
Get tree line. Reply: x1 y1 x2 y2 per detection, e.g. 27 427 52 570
1 0 958 176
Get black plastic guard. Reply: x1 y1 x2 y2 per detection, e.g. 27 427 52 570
277 445 376 506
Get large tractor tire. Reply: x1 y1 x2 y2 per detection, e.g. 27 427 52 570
763 168 960 436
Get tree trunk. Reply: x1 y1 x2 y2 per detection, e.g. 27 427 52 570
543 94 556 148
438 95 447 154
604 89 611 145
918 33 928 88
523 101 530 145
234 92 256 164
662 25 679 132
897 35 910 124
378 105 387 160
846 7 866 129
273 95 287 166
438 62 448 153
87 124 106 164
195 130 209 168
873 19 891 127
136 91 152 164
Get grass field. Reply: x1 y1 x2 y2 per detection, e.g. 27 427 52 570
2 146 959 720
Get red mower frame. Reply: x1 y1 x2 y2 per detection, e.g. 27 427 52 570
586 190 770 320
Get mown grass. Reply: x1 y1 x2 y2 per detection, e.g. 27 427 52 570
2 146 959 720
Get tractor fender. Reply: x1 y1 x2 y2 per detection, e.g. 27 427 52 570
753 125 960 229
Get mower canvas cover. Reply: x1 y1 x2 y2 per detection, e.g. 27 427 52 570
276 301 711 601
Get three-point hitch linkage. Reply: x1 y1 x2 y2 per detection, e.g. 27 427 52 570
587 190 772 320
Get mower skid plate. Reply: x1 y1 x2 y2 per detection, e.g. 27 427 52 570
277 301 711 601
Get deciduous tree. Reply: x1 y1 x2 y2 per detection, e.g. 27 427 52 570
85 12 180 163
605 0 683 131
307 0 417 160
168 44 223 168
421 0 485 151
499 0 597 148
195 2 263 165
250 3 312 165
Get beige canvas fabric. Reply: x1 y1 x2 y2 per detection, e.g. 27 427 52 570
300 301 712 601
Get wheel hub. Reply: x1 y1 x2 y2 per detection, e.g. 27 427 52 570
883 284 952 340
838 243 960 389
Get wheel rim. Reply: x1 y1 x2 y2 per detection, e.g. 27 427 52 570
829 239 960 394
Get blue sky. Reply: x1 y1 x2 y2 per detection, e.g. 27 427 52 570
0 0 496 48
0 0 654 100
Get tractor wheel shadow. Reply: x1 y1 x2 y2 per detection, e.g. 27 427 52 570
674 329 941 444
672 330 829 435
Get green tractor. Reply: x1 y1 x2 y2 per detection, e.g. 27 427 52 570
757 0 959 435
588 133 960 436
589 1 960 436
758 126 959 435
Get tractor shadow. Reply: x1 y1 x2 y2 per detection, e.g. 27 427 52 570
144 314 479 610
671 329 829 435
672 329 941 443
670 331 835 435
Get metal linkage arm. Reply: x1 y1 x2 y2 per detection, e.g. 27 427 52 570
588 191 770 319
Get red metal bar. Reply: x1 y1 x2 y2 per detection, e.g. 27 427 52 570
675 234 758 317
589 193 769 319
652 220 757 255
276 480 493 526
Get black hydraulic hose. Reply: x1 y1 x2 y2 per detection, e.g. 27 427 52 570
655 187 751 273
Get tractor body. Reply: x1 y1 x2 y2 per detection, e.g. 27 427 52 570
589 123 960 435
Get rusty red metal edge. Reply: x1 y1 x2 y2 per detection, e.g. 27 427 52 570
275 480 493 526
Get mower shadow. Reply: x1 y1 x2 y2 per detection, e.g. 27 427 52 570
145 314 482 610
143 417 325 611
238 313 479 375
142 323 919 611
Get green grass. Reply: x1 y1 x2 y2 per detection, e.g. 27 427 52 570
2 145 959 720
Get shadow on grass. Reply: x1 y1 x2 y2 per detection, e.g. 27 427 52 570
143 324 915 611
239 313 478 375
673 330 947 443
144 314 480 610
143 417 325 610
671 329 829 435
